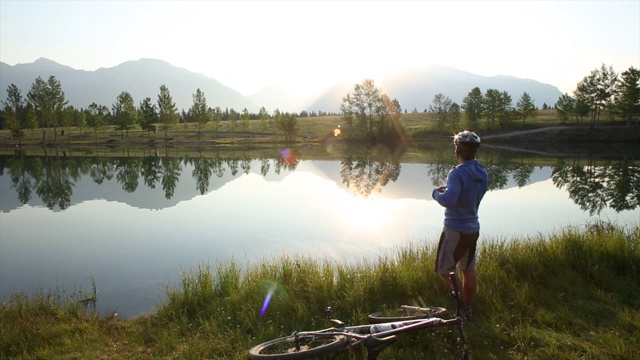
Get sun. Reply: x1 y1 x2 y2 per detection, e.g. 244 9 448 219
338 195 394 231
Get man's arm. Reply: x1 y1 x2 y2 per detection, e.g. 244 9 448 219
432 171 461 207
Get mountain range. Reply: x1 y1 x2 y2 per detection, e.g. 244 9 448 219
0 58 563 114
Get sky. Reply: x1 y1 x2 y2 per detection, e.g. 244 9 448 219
1 0 639 97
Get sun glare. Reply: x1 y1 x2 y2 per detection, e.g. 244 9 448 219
338 195 394 231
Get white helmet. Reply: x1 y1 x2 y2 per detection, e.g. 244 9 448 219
453 130 481 147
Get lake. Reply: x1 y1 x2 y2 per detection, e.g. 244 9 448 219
0 144 638 318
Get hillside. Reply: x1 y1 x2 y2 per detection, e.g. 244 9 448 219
0 58 257 112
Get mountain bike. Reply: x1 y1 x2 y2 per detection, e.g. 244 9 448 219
247 272 469 360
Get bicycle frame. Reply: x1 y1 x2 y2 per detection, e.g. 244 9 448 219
303 305 466 359
291 271 468 360
248 272 469 360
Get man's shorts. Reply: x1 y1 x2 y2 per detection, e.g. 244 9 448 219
435 228 479 275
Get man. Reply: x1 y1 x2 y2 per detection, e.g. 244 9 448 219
432 130 490 319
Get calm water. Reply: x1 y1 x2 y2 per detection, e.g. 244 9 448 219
0 145 638 317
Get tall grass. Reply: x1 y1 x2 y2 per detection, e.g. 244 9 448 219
1 222 638 359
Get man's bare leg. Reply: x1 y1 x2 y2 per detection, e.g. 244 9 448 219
461 270 477 306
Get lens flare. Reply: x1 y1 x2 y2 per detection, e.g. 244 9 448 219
259 282 278 317
280 148 296 164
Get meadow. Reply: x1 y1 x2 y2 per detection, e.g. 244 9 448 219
1 222 638 359
0 109 563 150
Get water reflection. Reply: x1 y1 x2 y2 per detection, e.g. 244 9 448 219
552 157 640 215
340 145 402 196
0 147 638 215
1 146 638 317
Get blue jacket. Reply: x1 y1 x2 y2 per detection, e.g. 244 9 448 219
432 160 490 233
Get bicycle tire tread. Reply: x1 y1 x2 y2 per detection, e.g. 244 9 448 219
248 334 348 360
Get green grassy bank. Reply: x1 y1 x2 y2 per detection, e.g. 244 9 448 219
0 110 564 149
1 222 638 359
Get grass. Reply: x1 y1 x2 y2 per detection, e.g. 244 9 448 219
1 222 638 359
0 109 578 160
0 110 563 149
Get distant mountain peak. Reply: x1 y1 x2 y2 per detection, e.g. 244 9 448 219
27 57 76 72
33 57 56 64
1 58 257 111
1 58 563 112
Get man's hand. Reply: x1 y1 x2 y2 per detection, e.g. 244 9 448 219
436 186 446 193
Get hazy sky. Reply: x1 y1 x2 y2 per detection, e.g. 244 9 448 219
1 0 638 96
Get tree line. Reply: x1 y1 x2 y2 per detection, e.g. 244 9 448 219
556 64 640 128
414 64 638 132
326 64 639 147
2 64 638 146
0 79 306 144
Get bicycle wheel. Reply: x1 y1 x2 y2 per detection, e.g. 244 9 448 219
367 306 449 324
248 333 348 360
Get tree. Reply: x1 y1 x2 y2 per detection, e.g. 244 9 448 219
241 108 251 132
574 64 618 128
429 93 460 132
2 84 26 144
258 106 270 132
342 79 382 141
516 92 537 126
211 107 222 134
555 93 575 124
138 97 158 136
497 91 514 127
27 75 67 143
340 79 405 144
61 105 76 141
27 76 49 142
380 94 410 145
189 88 210 139
24 104 38 137
85 102 109 141
615 66 640 125
74 108 86 132
112 91 137 139
275 112 299 142
483 89 513 128
157 84 178 139
47 76 67 143
228 108 239 131
461 87 483 127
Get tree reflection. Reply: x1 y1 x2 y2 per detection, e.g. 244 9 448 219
340 144 402 197
8 156 41 204
0 147 636 214
552 157 639 215
114 157 140 193
191 157 214 195
36 156 73 210
141 157 162 189
260 156 271 177
211 155 225 178
90 157 114 184
513 164 535 188
161 157 182 199
427 163 451 189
